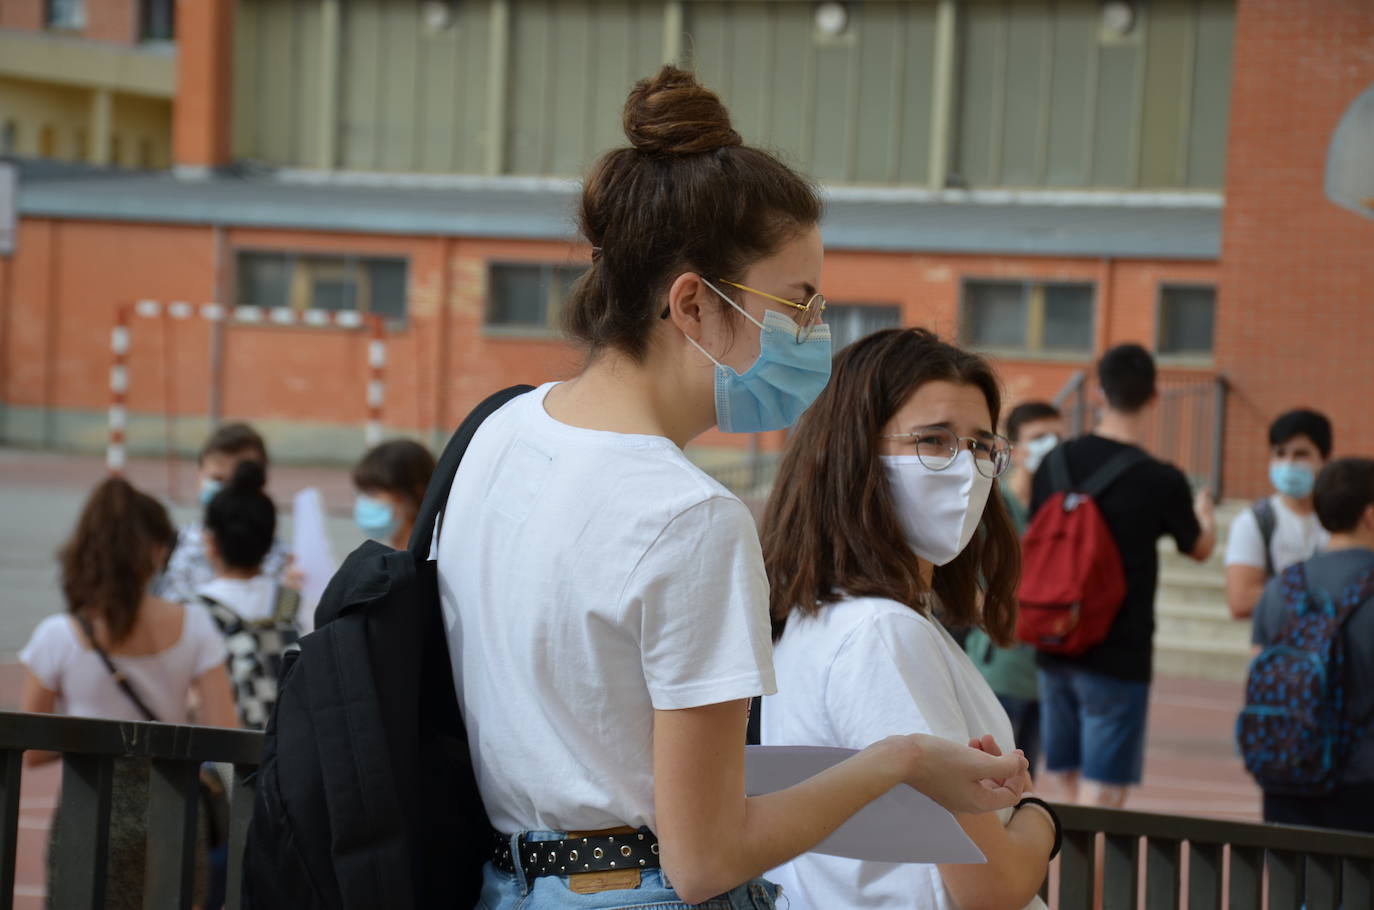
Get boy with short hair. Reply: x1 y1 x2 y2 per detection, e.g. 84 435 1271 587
1249 458 1374 832
1030 343 1216 807
154 423 289 603
1225 409 1333 619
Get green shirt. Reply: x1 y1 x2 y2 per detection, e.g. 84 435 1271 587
963 484 1039 701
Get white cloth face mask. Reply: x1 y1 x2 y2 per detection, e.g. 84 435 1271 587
880 450 994 566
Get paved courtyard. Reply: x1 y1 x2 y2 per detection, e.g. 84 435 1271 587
0 447 1260 907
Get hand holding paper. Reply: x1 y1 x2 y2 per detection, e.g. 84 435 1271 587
745 745 985 865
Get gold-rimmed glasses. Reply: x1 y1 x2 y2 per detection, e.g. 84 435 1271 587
881 425 1014 478
716 279 827 343
659 278 828 342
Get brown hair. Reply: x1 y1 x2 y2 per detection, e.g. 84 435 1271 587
563 65 822 359
352 439 436 513
200 422 268 467
60 477 175 645
761 328 1022 645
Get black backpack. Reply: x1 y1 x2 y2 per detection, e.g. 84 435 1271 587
242 385 533 910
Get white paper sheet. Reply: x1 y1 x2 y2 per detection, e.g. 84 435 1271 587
291 487 336 632
745 745 985 865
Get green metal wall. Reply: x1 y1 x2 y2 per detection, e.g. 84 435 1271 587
954 0 1233 189
232 0 1233 190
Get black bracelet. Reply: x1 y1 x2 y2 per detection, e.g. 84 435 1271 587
1016 796 1063 861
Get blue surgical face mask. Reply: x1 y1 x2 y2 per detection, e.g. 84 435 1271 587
199 478 223 506
684 280 833 433
1270 461 1316 499
354 495 400 540
1023 433 1060 474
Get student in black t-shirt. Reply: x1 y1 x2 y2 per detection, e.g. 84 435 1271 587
1029 344 1216 807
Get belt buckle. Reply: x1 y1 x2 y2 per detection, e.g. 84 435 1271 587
566 827 641 894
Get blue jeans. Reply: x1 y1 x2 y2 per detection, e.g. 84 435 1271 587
1039 665 1150 786
478 831 780 909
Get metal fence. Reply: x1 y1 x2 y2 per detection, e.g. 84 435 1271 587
1053 803 1374 909
1054 371 1230 499
0 711 261 910
5 711 1374 909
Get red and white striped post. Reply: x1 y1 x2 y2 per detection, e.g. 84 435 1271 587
366 314 386 447
106 303 388 474
107 305 131 474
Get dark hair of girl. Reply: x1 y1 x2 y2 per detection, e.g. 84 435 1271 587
59 477 175 645
351 439 437 513
562 65 822 360
761 328 1022 645
204 459 276 573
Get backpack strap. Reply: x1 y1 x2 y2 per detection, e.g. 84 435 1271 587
1333 567 1374 627
1046 443 1073 496
271 585 302 625
1079 449 1151 500
407 384 535 558
1253 498 1278 578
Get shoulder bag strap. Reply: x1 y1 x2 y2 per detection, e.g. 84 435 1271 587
1253 498 1278 578
407 384 536 559
1046 443 1074 496
74 613 160 723
1079 449 1151 500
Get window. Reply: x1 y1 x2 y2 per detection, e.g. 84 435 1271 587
824 303 902 352
1157 285 1216 357
486 262 586 333
141 0 174 40
46 0 85 29
235 251 409 322
0 121 16 156
961 279 1095 356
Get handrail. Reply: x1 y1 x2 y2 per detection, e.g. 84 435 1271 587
0 710 262 765
1059 804 1374 857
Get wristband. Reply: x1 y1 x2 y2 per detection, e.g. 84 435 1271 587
1015 796 1062 861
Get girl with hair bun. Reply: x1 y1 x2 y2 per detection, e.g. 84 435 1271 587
437 67 1026 910
19 476 237 907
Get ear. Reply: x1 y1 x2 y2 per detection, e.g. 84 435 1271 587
663 272 713 342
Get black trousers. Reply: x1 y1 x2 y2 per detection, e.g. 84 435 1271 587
1263 780 1374 834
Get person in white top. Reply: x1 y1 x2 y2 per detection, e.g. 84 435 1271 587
1226 409 1333 619
760 328 1057 910
19 477 237 908
436 67 1027 910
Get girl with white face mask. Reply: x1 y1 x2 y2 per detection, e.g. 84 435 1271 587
761 328 1056 910
436 69 1026 910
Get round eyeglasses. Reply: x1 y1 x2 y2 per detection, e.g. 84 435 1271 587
715 279 827 343
881 426 1014 478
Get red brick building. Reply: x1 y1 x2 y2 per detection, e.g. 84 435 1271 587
0 0 1368 496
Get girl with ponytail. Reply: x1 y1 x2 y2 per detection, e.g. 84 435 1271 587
19 476 237 907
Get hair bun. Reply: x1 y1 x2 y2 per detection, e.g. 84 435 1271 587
622 65 743 157
227 459 267 495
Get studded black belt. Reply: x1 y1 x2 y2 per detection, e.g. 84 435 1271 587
491 827 661 879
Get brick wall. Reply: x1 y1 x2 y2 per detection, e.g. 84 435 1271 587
0 0 45 31
1217 0 1374 499
84 0 139 44
0 217 1219 465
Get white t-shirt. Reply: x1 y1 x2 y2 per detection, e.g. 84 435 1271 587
1224 495 1329 575
435 382 776 835
762 595 1043 910
19 606 228 723
197 574 312 633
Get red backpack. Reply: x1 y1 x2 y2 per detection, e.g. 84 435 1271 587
1016 445 1148 656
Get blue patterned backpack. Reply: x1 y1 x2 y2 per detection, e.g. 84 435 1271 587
1237 563 1374 794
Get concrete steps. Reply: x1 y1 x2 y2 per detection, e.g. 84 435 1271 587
1153 502 1255 682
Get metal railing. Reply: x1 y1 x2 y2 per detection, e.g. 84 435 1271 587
0 711 261 910
1053 803 1374 909
1053 371 1230 499
5 711 1373 909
